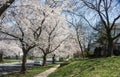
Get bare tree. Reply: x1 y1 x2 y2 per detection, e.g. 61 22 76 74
80 0 120 56
68 19 87 59
64 0 120 56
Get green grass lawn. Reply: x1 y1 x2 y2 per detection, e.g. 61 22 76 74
4 59 21 63
48 56 120 77
2 64 57 77
0 59 21 63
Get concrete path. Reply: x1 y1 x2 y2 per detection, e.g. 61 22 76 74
34 65 60 77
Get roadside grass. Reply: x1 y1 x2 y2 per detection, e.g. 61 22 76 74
0 59 21 63
48 56 120 77
2 64 57 77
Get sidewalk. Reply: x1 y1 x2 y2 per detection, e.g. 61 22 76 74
34 64 60 77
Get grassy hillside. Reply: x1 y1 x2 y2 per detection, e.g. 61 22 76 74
48 57 120 77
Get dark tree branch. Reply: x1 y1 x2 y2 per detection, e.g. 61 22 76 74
67 11 98 31
110 14 120 30
27 44 36 51
51 36 69 53
49 21 59 36
0 31 19 39
0 0 15 16
39 47 45 54
113 33 120 40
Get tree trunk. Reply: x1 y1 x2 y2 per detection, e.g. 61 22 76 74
76 34 85 59
107 39 114 56
0 52 3 62
52 54 55 64
78 40 85 59
42 54 47 66
107 31 114 56
86 45 90 56
21 51 27 73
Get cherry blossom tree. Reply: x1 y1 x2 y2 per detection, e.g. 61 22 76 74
0 0 15 60
0 41 8 62
37 8 70 66
0 0 75 72
0 39 22 62
0 0 45 73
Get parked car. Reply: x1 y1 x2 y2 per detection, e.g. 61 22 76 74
34 60 42 66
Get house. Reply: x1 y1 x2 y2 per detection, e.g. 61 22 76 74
90 23 120 56
113 23 120 52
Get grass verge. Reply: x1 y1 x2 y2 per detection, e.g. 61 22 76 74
48 56 120 77
0 59 21 63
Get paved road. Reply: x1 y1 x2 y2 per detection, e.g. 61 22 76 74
0 60 34 76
